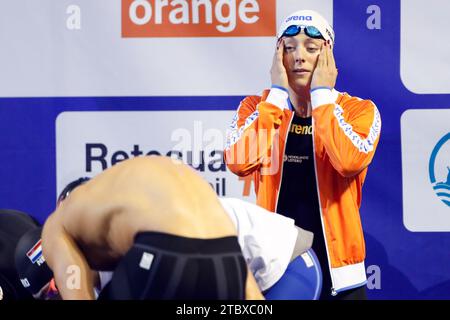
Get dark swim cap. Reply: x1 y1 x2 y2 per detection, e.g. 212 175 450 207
0 272 17 300
0 209 41 300
57 177 90 204
14 227 53 295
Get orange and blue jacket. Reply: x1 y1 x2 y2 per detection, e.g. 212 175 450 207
224 87 381 294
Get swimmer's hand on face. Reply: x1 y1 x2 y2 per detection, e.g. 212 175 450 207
311 40 338 90
271 38 289 89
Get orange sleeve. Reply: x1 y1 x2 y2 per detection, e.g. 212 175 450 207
311 90 382 178
224 91 287 177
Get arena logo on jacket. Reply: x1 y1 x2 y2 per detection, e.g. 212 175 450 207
401 109 450 232
122 0 276 37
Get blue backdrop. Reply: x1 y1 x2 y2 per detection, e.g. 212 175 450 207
0 0 449 299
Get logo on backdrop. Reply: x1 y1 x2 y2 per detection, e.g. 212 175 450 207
122 0 276 37
401 109 450 232
429 133 450 208
84 143 228 196
56 111 256 202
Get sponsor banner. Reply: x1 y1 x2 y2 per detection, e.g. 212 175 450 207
0 0 332 97
122 0 276 37
401 109 450 231
56 110 256 202
401 0 450 93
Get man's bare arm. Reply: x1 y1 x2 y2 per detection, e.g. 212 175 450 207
245 268 265 300
42 213 95 300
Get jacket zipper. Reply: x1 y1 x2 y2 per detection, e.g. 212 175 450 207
311 116 337 297
274 112 294 213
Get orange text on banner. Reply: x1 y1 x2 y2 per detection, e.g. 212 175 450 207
122 0 276 37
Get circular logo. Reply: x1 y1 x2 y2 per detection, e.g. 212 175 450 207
429 133 450 208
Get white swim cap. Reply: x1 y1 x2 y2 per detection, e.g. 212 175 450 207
277 10 335 45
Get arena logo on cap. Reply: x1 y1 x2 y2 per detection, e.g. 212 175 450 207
122 0 276 37
285 15 312 23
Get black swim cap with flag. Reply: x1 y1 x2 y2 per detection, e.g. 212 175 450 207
0 209 41 300
14 227 53 295
13 177 91 296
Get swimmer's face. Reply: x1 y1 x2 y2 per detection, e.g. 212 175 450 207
282 33 324 90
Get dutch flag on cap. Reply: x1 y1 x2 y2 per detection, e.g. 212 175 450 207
26 239 43 264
